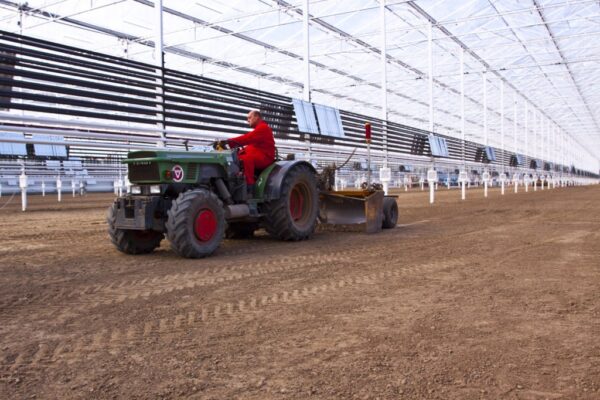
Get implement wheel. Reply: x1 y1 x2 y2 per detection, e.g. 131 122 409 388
382 197 398 229
263 164 318 240
106 203 163 254
166 189 225 258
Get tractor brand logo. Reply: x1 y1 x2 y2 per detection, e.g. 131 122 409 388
172 165 184 182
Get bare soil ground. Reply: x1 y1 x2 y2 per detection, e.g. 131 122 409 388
0 185 599 399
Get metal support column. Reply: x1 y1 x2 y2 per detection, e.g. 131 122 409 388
541 116 545 165
513 92 517 154
302 0 311 102
302 0 311 161
500 80 504 171
154 0 165 147
460 48 465 166
380 0 388 167
482 72 487 145
525 102 529 165
428 22 434 134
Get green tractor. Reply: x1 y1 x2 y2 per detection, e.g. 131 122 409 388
107 144 320 258
107 144 399 259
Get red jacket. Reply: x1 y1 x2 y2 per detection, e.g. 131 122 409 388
228 120 275 160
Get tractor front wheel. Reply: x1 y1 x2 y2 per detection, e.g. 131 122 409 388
166 189 225 258
107 203 163 254
263 164 318 240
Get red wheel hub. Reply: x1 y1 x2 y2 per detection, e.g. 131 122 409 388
289 186 305 221
194 209 217 242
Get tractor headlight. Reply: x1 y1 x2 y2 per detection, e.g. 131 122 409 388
150 185 161 194
131 185 142 194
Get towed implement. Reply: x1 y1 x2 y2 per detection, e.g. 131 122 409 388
107 144 397 258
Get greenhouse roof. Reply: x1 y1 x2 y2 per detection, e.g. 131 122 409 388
0 0 598 166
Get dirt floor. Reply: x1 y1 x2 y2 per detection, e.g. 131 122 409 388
0 185 599 399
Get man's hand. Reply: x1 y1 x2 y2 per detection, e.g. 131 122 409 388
211 140 227 150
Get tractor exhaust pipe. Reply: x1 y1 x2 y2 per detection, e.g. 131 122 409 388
225 204 250 219
214 178 233 205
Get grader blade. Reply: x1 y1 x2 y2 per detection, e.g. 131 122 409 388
319 190 384 233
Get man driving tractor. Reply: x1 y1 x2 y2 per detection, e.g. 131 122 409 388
214 110 275 195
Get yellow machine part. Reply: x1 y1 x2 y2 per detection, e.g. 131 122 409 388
319 190 384 233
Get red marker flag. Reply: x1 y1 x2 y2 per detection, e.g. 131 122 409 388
365 122 371 143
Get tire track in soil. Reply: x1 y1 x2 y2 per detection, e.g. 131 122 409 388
0 221 490 315
0 212 512 326
1 258 464 372
0 252 352 324
0 234 433 311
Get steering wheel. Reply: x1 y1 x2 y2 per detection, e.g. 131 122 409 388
213 139 243 151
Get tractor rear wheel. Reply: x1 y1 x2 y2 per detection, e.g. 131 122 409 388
166 189 225 258
263 164 318 240
382 197 398 229
107 203 163 254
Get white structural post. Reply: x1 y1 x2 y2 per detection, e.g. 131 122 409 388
118 168 123 197
0 183 2 198
460 50 466 161
513 92 517 156
302 0 312 160
533 173 538 191
302 0 310 102
513 93 518 194
533 110 538 162
56 177 62 202
71 179 76 197
459 48 467 200
459 171 468 200
500 80 505 194
524 174 529 192
500 173 506 195
19 170 28 212
525 102 529 166
483 72 487 146
41 180 46 196
428 22 434 134
154 0 166 147
420 176 424 191
380 167 391 195
552 125 557 189
427 169 437 204
482 170 490 198
541 117 545 174
380 0 388 169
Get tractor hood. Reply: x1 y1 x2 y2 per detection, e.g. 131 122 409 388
123 149 236 184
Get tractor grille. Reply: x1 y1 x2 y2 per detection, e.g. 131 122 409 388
187 164 198 180
128 161 160 182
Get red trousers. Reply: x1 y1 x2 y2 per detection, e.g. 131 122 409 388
239 149 273 185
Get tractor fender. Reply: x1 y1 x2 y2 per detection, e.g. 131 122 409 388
258 160 316 201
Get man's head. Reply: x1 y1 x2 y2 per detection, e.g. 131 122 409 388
246 110 262 128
